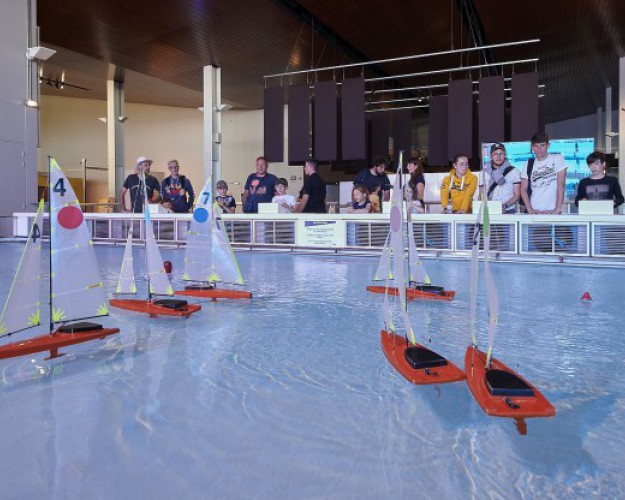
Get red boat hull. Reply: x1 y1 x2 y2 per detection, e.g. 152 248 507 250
465 345 556 418
367 286 455 301
174 289 252 300
110 299 201 317
381 330 466 385
0 327 119 360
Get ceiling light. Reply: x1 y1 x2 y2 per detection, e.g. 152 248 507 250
26 46 56 61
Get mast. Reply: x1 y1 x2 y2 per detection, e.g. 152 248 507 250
48 156 54 333
141 171 152 302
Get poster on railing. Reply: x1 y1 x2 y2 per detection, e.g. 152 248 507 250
295 220 346 247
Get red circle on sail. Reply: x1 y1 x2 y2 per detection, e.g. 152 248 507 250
57 206 83 229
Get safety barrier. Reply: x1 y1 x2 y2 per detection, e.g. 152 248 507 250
11 211 625 265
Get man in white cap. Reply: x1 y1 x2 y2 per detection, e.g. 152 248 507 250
119 156 161 213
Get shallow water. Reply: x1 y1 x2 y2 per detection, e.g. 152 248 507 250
0 243 623 498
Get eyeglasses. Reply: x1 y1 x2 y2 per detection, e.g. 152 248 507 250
168 165 179 169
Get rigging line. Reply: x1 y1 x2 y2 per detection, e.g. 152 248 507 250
284 21 305 74
316 36 329 70
450 0 454 50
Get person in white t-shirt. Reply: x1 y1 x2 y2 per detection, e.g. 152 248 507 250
520 132 567 214
272 178 296 213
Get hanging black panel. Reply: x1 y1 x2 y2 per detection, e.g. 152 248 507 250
263 86 284 162
288 84 310 163
341 77 366 160
428 95 448 166
478 76 505 147
511 72 539 141
313 80 338 161
393 108 412 165
447 79 473 160
370 111 389 160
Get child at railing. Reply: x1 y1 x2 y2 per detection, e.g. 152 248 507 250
272 178 297 213
348 186 373 213
216 180 237 214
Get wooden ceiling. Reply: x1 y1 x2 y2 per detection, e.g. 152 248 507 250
37 0 625 123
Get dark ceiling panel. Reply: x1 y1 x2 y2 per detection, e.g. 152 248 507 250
36 0 625 124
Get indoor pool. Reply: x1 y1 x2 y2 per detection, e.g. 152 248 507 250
0 244 623 499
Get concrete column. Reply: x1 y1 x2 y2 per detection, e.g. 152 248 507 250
606 87 612 153
203 65 222 189
596 107 603 151
620 58 625 189
0 0 38 225
106 71 125 202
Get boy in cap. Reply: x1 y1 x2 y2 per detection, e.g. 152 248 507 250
481 143 521 214
119 156 161 213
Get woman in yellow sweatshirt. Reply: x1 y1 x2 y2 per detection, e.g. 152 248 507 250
440 154 478 213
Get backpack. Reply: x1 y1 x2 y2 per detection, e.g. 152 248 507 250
519 158 535 207
486 165 515 198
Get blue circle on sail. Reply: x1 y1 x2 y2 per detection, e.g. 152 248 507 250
193 207 209 223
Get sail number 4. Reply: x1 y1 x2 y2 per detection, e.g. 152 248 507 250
53 178 67 196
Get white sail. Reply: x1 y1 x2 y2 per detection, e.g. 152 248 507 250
0 200 44 336
143 198 174 297
373 234 394 282
387 153 416 344
184 177 213 283
116 221 137 294
407 218 430 285
50 159 108 322
211 206 244 285
183 177 244 286
183 177 213 282
469 201 484 347
482 202 499 367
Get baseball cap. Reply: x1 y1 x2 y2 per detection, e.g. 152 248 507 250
490 143 506 154
135 156 153 167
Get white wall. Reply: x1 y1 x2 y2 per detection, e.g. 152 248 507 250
221 107 305 200
38 96 309 204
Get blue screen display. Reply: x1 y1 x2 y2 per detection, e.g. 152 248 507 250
481 138 595 200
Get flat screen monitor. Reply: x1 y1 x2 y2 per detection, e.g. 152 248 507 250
481 137 595 201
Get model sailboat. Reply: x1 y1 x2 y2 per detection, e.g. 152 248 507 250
110 173 201 317
175 177 252 300
379 153 465 384
367 196 455 301
0 158 119 360
464 201 555 418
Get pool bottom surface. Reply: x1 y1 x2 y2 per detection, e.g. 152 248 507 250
0 245 623 498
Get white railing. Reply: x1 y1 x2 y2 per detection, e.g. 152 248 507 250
11 211 625 265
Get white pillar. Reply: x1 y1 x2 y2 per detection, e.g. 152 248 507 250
106 78 125 201
596 107 603 151
203 65 222 188
606 87 612 154
620 58 625 190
